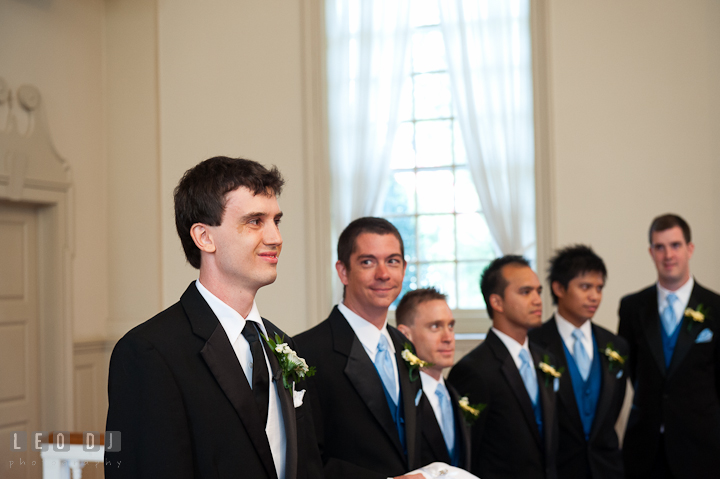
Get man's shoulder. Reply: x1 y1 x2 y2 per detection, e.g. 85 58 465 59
592 323 629 353
527 318 557 346
694 281 720 304
620 284 656 306
294 306 343 354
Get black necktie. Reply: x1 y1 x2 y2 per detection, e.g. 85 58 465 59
241 321 270 426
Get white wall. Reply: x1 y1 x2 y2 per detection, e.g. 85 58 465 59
545 0 720 332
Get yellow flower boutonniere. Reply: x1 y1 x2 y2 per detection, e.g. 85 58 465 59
401 342 433 381
604 342 627 373
684 304 710 332
458 396 486 425
538 355 564 390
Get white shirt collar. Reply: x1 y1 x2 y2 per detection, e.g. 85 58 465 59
657 276 694 312
492 327 532 371
555 310 594 362
338 302 395 361
195 279 268 342
420 370 445 396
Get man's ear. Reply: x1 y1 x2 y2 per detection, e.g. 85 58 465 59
336 260 350 286
688 241 695 258
489 293 503 315
397 324 413 342
190 223 216 254
551 281 566 301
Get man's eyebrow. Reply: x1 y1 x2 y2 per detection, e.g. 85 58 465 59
239 211 281 222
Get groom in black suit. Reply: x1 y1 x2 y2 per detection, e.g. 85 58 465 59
105 156 322 478
448 255 558 479
619 214 720 479
295 217 423 479
529 245 627 479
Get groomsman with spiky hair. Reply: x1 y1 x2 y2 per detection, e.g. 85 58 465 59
529 245 627 479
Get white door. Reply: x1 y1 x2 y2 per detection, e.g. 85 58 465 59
0 201 41 479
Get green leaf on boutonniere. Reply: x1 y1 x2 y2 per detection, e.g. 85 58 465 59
603 342 627 373
537 354 564 388
458 396 486 426
263 333 316 390
401 342 433 382
685 304 710 332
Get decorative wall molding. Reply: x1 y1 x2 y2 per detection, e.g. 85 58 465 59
0 77 75 431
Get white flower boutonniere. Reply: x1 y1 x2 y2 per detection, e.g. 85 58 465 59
685 305 709 331
263 333 316 390
458 396 486 425
401 342 433 382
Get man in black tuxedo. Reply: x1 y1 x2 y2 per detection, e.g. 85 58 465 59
529 245 627 479
447 255 558 479
295 217 424 479
395 288 471 471
619 214 720 479
105 157 322 479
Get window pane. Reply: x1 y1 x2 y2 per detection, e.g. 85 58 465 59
412 28 446 74
454 120 467 165
456 213 495 260
417 170 453 214
392 263 418 309
418 214 455 261
416 120 452 168
418 262 457 309
390 122 415 169
454 168 480 213
410 0 440 28
382 171 416 216
398 77 413 123
414 72 451 120
458 261 488 309
388 215 417 262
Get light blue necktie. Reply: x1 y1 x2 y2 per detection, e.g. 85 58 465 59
519 349 538 406
572 329 591 381
435 383 455 453
661 293 678 336
376 334 398 405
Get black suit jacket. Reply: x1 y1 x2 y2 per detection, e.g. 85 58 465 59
618 281 720 479
418 379 471 470
104 283 323 479
294 306 423 479
447 329 558 479
529 317 627 479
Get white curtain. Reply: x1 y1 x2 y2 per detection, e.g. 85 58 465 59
326 0 411 246
439 0 536 261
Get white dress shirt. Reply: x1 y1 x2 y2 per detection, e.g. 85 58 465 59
555 311 594 362
339 302 400 400
196 280 287 479
491 327 538 384
657 276 694 330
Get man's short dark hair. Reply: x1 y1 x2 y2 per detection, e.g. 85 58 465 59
547 245 607 304
480 255 531 319
396 287 447 327
174 156 285 269
337 217 405 269
649 214 691 244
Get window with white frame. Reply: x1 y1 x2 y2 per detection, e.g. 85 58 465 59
326 0 537 314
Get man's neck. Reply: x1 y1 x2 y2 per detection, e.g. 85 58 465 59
422 366 443 381
658 273 691 292
198 272 256 318
556 306 590 329
341 300 388 330
493 317 527 345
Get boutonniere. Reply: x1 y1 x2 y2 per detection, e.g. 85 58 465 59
603 342 627 373
537 354 563 391
458 396 486 425
263 333 316 390
401 342 433 381
685 305 709 332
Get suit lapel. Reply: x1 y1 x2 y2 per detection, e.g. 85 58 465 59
263 320 298 479
642 286 667 376
182 283 278 479
544 318 585 441
333 312 406 458
420 394 450 463
391 327 421 469
667 285 704 378
589 326 617 442
487 331 541 446
531 346 556 452
447 383 471 469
